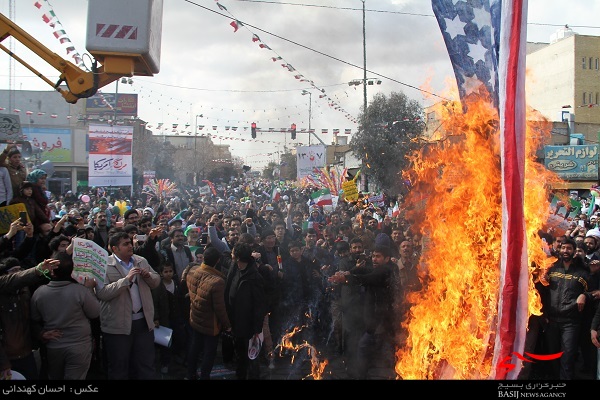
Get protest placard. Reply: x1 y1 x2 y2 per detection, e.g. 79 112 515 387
72 238 108 289
342 180 359 202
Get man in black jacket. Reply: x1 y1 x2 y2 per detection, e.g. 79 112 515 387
92 211 109 250
224 242 266 380
539 237 592 380
162 228 194 280
331 244 395 379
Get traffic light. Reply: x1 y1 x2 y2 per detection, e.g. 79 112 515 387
251 122 257 139
290 123 296 140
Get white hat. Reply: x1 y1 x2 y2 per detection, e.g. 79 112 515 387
586 228 600 240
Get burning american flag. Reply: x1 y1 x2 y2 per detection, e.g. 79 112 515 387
395 0 532 380
431 0 528 379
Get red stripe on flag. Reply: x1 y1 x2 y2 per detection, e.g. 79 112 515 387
493 0 528 380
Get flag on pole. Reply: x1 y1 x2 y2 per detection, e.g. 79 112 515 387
277 249 283 271
271 186 280 202
392 202 400 217
432 0 500 110
310 189 333 207
494 0 528 381
433 0 529 380
589 186 600 218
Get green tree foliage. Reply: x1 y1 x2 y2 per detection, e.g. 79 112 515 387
153 141 177 180
208 164 237 182
262 161 278 179
280 151 297 180
350 91 424 194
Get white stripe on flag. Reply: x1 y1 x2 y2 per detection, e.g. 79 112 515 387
492 0 529 380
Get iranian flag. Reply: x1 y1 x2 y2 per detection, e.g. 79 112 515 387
392 202 400 217
310 189 332 207
271 186 280 202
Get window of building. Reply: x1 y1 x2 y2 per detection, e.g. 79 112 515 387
590 93 594 105
590 57 594 70
583 57 587 69
596 58 600 70
583 92 587 105
596 93 599 105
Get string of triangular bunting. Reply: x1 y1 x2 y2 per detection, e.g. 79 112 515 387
32 0 116 112
214 0 359 124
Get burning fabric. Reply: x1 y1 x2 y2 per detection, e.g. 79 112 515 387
395 96 558 379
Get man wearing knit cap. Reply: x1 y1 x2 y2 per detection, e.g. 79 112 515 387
374 232 392 249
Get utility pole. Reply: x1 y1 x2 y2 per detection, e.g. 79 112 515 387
362 0 367 118
361 0 368 192
302 90 326 146
194 114 202 184
113 78 119 123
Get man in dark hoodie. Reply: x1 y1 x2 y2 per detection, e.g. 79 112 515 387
330 244 395 379
224 242 266 380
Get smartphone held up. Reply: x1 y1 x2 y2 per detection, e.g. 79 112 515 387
19 211 28 226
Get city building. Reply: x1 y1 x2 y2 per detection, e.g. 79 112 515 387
0 85 239 197
424 27 600 190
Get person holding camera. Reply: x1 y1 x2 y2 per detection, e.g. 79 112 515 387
134 217 163 271
10 181 49 233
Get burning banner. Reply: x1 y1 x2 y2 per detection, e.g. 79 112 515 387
394 0 560 379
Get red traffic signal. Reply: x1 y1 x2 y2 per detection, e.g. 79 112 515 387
290 123 296 140
251 122 257 138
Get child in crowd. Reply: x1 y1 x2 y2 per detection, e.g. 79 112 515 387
151 263 187 374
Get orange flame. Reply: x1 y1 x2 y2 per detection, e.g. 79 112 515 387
276 324 329 380
395 95 560 379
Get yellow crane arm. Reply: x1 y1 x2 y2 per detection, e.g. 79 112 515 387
0 12 121 104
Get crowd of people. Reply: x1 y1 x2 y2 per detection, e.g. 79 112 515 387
528 204 600 380
0 141 599 381
0 152 423 380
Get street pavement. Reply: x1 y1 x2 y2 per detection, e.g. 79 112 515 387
157 337 397 381
87 336 595 381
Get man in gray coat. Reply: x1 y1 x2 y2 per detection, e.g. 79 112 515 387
95 231 160 380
